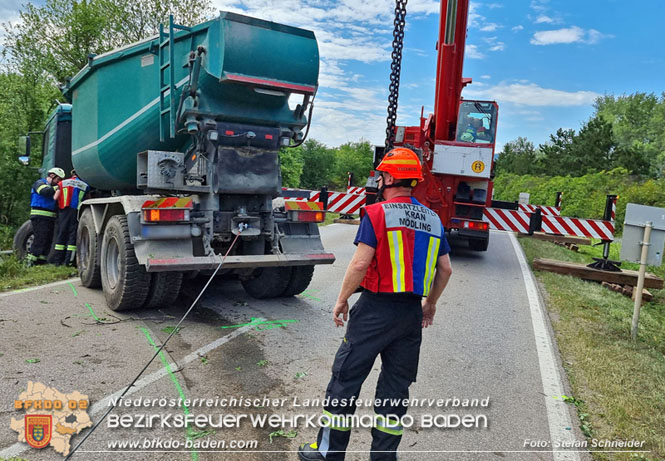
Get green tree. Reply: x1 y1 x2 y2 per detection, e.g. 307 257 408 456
333 140 373 189
298 139 337 189
2 0 213 84
594 92 665 177
0 73 59 245
538 128 576 173
279 147 304 188
495 137 541 175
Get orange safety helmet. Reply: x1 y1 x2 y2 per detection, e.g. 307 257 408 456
376 147 424 182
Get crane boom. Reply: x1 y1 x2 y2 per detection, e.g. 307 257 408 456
433 0 472 142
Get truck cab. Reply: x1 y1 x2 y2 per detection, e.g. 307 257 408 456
14 104 74 260
19 104 73 176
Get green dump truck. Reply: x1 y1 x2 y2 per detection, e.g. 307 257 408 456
15 12 334 310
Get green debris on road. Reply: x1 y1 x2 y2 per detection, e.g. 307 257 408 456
25 358 40 363
269 429 297 443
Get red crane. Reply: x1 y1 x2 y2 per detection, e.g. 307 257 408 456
371 0 499 251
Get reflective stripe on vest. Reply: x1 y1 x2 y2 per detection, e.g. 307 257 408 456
361 197 443 295
387 230 406 292
58 177 89 209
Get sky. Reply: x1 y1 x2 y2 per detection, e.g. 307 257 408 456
2 0 665 151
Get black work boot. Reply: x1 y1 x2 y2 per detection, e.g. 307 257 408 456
298 442 326 460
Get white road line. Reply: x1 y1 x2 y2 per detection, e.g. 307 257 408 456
508 233 581 461
0 278 79 298
0 319 262 459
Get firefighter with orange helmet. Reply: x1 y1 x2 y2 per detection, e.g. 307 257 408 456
299 148 453 461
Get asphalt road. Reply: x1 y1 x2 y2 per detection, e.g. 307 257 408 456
0 225 589 460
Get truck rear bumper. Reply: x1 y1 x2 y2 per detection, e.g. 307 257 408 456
145 252 335 272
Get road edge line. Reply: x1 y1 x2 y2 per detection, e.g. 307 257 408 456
509 233 580 461
0 278 79 298
0 319 263 459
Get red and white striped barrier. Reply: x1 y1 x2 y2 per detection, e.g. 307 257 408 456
541 216 614 241
287 190 366 215
519 204 561 216
483 208 531 234
483 208 615 240
346 186 366 195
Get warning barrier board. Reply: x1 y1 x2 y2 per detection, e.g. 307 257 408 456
518 204 561 216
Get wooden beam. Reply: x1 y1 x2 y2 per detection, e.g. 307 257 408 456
533 258 664 289
519 232 592 246
333 218 360 225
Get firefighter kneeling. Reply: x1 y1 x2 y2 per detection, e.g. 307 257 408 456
298 148 454 461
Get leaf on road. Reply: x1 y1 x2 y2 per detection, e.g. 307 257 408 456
25 358 40 363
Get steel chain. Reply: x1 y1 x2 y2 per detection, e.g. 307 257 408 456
385 0 408 153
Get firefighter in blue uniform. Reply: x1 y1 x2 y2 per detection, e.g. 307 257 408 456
53 170 90 266
298 148 454 460
27 167 64 266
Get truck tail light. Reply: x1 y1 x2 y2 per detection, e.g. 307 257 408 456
143 208 190 222
283 200 325 223
450 218 489 231
288 210 325 223
467 220 489 231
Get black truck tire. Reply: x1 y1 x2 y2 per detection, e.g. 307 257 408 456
468 236 489 251
13 220 34 260
144 272 184 309
100 215 150 311
242 266 293 299
77 209 102 288
281 265 315 297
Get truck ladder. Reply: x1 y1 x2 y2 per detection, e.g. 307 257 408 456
158 15 191 141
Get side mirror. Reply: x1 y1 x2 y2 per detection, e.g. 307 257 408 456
18 136 31 164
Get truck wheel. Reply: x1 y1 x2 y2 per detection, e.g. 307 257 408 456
13 220 33 260
100 215 150 311
144 272 183 309
281 265 315 297
242 266 293 299
77 209 102 288
468 237 489 251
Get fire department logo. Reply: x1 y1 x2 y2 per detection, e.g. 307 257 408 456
471 160 485 173
25 415 52 449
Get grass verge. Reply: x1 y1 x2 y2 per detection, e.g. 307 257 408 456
318 212 341 226
0 255 77 292
519 237 665 460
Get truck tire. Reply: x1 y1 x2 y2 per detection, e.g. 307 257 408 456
77 209 102 288
281 265 315 297
13 220 33 260
468 236 489 251
100 215 150 311
144 272 183 309
241 266 293 299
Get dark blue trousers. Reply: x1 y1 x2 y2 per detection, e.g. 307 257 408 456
317 290 422 460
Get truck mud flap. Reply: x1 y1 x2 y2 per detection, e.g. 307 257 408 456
145 252 335 272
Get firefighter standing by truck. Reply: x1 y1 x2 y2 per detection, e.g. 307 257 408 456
298 148 453 461
53 170 89 266
26 167 65 266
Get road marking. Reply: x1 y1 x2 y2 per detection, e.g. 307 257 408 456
141 328 198 461
0 320 262 459
0 278 79 298
509 233 580 461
